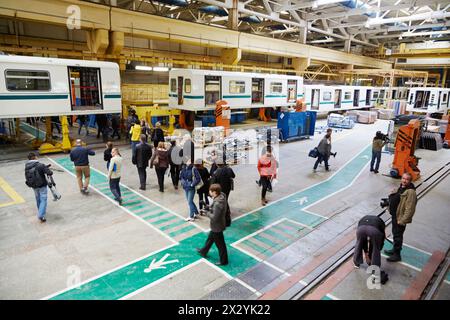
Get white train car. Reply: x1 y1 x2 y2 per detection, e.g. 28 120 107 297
0 55 121 119
168 69 303 111
304 84 376 112
406 87 450 113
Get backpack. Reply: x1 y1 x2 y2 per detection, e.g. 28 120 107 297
25 163 45 188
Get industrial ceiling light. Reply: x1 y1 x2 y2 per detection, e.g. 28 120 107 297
135 65 153 71
152 66 170 72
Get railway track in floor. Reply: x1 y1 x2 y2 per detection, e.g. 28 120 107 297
289 161 450 300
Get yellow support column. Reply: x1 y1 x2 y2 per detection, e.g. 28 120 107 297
168 113 175 134
60 116 72 152
45 116 53 142
221 48 241 65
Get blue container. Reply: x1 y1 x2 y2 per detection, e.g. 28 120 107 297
277 111 316 141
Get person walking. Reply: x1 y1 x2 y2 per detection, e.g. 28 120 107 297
150 141 169 192
195 160 211 211
96 114 108 140
210 162 235 227
25 152 53 223
51 116 61 135
151 122 165 148
370 131 387 174
111 114 121 140
133 134 152 190
77 115 89 136
384 172 417 262
69 139 95 195
168 139 183 190
129 119 142 158
313 128 336 172
180 160 202 221
108 147 123 205
196 184 229 266
257 146 277 206
126 109 138 141
104 141 113 170
140 119 151 142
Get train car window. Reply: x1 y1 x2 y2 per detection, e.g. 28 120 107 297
344 92 351 100
380 90 385 98
373 91 379 99
68 66 103 111
443 93 448 102
229 80 245 94
5 70 50 91
184 79 191 93
270 82 283 94
323 91 332 101
170 78 177 92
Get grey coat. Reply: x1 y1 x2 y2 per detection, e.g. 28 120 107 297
317 136 331 157
206 192 227 232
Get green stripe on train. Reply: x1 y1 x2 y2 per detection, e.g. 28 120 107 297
104 94 121 99
0 94 69 100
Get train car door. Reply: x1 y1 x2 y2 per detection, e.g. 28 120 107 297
177 76 184 105
311 89 320 110
334 89 342 108
365 89 371 105
442 90 449 109
205 75 221 106
353 89 360 107
252 78 264 104
392 89 397 100
287 80 297 102
437 90 442 110
414 90 429 109
68 66 103 111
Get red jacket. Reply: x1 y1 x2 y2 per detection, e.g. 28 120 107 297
258 154 277 177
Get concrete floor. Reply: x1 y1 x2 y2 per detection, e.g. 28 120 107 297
0 118 448 300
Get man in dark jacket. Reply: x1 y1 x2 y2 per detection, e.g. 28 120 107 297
168 140 183 189
313 129 336 171
151 122 165 148
133 134 152 190
95 114 108 140
70 139 95 195
196 184 229 266
25 152 53 223
210 163 235 226
384 172 417 262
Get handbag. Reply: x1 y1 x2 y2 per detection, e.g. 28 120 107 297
193 167 204 190
308 147 319 158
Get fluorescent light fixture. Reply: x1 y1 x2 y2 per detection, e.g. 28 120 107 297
152 66 169 72
135 65 153 71
314 0 348 6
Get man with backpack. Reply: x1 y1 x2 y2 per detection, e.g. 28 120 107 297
25 152 53 223
180 160 202 221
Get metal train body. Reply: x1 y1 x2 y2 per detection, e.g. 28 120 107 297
0 55 121 119
406 87 450 114
168 69 303 111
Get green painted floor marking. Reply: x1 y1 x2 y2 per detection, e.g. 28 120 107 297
159 219 188 231
321 295 333 300
382 240 431 270
253 233 285 251
143 210 170 220
271 224 297 237
50 145 373 299
123 203 147 211
263 228 295 242
241 239 269 256
168 225 196 237
134 207 163 216
152 215 178 226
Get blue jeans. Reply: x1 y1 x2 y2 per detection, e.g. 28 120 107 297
131 141 139 158
33 186 48 219
184 187 199 218
371 150 382 172
109 178 122 201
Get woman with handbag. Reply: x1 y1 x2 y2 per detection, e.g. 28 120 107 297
180 160 202 221
150 142 169 192
195 160 211 211
257 146 277 206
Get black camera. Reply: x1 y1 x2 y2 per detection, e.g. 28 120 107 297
376 131 390 143
380 198 389 208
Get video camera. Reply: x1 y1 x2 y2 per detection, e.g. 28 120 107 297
380 198 389 208
376 131 390 143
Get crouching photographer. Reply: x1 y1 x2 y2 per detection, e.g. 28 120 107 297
370 131 389 174
381 172 417 262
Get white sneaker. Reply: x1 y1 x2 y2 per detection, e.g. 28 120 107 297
185 217 194 222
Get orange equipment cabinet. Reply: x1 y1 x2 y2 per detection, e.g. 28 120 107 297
443 116 450 146
215 100 231 133
390 119 421 181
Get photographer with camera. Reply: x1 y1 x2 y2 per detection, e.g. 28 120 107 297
382 172 417 262
196 184 229 266
25 152 54 223
370 131 388 174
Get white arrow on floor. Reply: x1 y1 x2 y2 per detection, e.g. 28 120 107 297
144 253 179 273
291 196 308 205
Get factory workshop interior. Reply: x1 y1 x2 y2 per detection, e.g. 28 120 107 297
0 0 449 315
